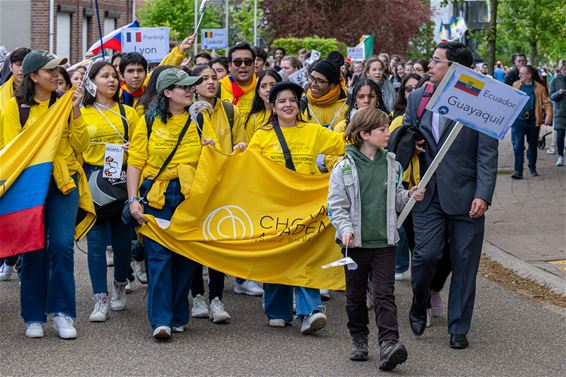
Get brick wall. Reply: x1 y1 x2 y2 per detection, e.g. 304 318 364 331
30 0 132 63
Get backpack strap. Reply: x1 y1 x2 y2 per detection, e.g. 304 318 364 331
16 92 58 127
221 100 234 131
118 102 129 141
145 112 202 140
416 84 435 124
272 118 296 171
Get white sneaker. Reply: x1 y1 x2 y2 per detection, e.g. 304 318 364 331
268 319 287 327
106 246 114 266
110 281 127 311
209 297 231 323
133 260 147 284
191 294 210 318
25 322 44 338
152 326 171 340
125 280 133 293
172 325 186 333
53 315 77 339
89 293 109 322
234 280 264 296
0 262 15 281
556 156 564 166
547 147 556 154
300 312 327 335
394 271 410 281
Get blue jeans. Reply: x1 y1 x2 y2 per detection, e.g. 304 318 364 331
395 226 410 274
20 177 79 323
143 179 197 330
556 129 565 157
264 284 322 321
87 218 133 294
511 119 539 173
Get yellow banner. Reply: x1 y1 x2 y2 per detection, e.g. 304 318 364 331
141 146 345 290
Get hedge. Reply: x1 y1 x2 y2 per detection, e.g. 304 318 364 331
271 37 347 58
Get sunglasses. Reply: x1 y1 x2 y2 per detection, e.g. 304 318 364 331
232 59 254 67
174 85 195 92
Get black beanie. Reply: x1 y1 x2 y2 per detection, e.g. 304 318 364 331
312 50 345 85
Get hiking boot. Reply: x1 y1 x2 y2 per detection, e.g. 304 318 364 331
379 340 408 371
350 335 369 361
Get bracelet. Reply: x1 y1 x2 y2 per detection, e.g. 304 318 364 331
127 197 142 204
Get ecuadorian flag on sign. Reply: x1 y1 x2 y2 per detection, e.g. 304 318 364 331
454 74 485 96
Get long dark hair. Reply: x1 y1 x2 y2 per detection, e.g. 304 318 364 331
345 79 387 125
82 62 121 107
137 65 173 110
16 76 40 105
56 66 71 91
392 73 422 118
244 70 282 128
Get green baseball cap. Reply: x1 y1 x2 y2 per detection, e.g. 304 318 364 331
156 68 203 94
22 50 68 76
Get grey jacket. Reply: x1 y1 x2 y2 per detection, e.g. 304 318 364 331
328 151 411 248
549 74 566 130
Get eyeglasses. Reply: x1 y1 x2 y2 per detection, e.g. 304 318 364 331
308 75 329 85
405 86 416 93
232 59 254 67
174 85 195 92
429 57 453 66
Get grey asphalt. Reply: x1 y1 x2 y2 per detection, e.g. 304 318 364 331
0 248 564 377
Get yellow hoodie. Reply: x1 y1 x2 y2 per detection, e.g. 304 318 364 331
210 99 247 154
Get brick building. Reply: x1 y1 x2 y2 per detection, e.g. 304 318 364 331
0 0 145 64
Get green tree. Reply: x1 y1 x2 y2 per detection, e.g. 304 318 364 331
139 0 224 41
406 21 437 61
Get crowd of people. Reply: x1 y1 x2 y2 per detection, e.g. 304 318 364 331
0 34 564 372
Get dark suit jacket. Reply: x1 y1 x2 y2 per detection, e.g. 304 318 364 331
402 86 499 216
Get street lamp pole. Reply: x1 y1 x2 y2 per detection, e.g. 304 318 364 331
253 0 257 46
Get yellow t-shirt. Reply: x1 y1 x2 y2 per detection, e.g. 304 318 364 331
302 98 348 130
0 76 14 113
248 121 345 175
0 110 4 149
211 99 247 154
128 112 218 176
81 103 139 166
244 109 271 141
3 96 88 174
220 76 257 121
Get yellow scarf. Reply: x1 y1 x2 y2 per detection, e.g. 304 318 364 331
307 85 341 107
219 74 257 103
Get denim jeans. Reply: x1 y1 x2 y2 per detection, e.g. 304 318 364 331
143 179 198 330
511 119 540 173
86 218 133 294
395 226 410 274
556 129 565 157
20 177 79 323
263 284 322 321
190 264 225 301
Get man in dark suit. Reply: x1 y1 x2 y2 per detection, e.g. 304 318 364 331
504 53 527 86
402 42 498 349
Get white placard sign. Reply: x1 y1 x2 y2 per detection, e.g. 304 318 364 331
201 29 228 50
288 68 309 88
347 47 364 60
121 28 170 63
103 144 124 179
304 50 321 66
427 63 529 140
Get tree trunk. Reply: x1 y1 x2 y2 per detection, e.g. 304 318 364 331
530 40 537 67
487 0 498 75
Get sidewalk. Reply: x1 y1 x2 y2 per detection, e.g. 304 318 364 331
483 132 565 293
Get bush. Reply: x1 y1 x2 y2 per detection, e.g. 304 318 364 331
271 37 346 58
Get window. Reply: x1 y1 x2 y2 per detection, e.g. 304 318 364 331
104 18 116 35
82 17 89 57
56 13 71 61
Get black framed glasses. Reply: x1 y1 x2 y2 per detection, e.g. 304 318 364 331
232 59 254 67
174 85 195 92
429 57 453 66
308 75 329 85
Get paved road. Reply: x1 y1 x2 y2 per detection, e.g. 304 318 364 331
0 247 564 377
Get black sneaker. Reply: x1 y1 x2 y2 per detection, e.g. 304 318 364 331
350 335 369 361
379 340 407 371
528 169 539 177
511 171 523 179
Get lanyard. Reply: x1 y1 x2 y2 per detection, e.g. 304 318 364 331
308 101 346 129
93 103 128 143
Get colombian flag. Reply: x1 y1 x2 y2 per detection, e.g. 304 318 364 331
0 91 73 258
454 74 485 96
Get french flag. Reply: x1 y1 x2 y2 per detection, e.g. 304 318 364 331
86 20 139 56
0 91 73 258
